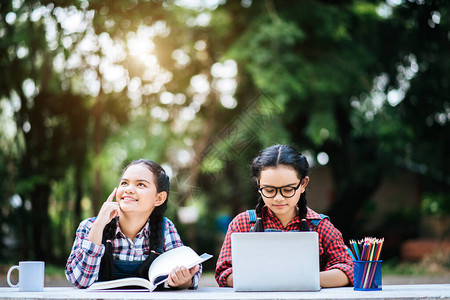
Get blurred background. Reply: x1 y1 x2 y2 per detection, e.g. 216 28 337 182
0 0 449 283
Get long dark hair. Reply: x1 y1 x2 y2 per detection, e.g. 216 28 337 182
99 159 170 280
251 144 310 232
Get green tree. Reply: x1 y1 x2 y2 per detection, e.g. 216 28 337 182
2 0 449 264
0 0 252 261
210 0 450 239
0 0 94 261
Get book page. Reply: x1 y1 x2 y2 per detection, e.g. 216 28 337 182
148 246 212 284
87 277 154 291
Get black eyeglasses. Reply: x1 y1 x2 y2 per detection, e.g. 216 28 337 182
258 182 301 198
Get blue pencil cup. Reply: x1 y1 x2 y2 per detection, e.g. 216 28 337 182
353 260 382 291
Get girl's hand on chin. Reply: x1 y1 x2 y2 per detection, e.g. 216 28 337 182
96 188 120 226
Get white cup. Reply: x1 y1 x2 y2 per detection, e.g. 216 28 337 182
7 261 45 292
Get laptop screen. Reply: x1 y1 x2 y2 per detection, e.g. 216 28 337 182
231 232 321 292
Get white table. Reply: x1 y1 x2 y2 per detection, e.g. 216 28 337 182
0 285 449 299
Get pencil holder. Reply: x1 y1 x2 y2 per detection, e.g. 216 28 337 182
353 260 382 291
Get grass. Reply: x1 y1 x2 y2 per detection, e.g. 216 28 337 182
383 260 428 276
383 255 450 276
45 264 66 277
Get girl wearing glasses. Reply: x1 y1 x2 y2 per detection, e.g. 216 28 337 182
215 144 353 288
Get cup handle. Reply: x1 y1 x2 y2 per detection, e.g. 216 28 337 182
7 265 19 288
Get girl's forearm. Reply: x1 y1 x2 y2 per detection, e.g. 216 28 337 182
87 219 107 245
226 273 233 287
320 269 350 287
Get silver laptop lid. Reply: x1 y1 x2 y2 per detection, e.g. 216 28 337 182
231 232 320 292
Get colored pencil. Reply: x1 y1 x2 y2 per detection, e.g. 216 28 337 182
346 246 357 261
349 237 384 289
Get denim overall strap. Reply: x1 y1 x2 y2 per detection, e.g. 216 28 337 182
310 213 329 227
98 217 167 281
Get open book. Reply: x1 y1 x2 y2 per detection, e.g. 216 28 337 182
87 246 212 292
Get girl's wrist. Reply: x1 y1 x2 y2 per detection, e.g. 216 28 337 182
93 216 110 228
167 278 192 289
182 277 193 289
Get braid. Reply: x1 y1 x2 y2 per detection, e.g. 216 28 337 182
148 204 166 251
252 196 265 232
251 155 265 232
136 204 167 278
148 167 169 251
135 161 169 278
255 196 264 217
99 217 118 281
298 192 310 231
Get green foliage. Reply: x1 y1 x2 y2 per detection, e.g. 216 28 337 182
422 193 450 217
223 0 450 238
229 15 307 100
306 112 338 146
1 0 449 264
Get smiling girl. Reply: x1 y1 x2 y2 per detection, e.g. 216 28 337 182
66 159 201 289
215 145 353 288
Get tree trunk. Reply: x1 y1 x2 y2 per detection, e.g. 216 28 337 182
74 164 83 222
324 136 382 239
31 184 52 261
92 94 103 214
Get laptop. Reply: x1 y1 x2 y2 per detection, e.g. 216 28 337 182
231 232 321 292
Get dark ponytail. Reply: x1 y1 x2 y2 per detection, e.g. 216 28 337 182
251 144 310 232
99 159 170 280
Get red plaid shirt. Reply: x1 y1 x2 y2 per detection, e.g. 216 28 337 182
215 206 354 287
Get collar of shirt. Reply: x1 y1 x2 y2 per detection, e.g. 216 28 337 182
113 218 150 240
261 206 323 229
262 206 301 229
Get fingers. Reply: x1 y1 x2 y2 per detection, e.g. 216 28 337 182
106 187 117 202
189 265 200 276
95 188 120 226
168 266 193 288
110 205 120 219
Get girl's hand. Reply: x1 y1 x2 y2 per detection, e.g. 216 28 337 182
167 265 199 289
226 273 233 287
95 188 120 227
88 188 120 245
